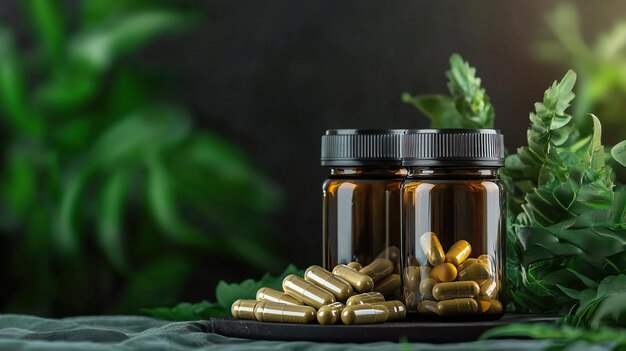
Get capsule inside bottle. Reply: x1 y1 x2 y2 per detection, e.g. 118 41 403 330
432 281 479 301
360 258 394 283
419 232 445 266
445 240 472 266
436 298 478 316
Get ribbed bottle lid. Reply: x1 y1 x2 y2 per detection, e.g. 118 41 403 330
321 129 404 166
402 129 504 167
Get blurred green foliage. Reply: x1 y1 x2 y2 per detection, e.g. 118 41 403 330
0 0 284 315
534 3 626 141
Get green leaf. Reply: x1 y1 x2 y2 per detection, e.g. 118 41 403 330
401 94 462 128
70 10 194 72
0 28 42 136
143 301 227 321
215 264 302 311
24 0 65 64
403 53 494 129
590 293 626 328
97 169 132 271
611 140 626 167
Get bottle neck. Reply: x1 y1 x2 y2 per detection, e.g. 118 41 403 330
407 167 500 179
329 167 407 179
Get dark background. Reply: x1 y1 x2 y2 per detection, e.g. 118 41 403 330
2 0 625 310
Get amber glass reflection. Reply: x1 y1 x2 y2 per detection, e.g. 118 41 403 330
323 167 406 278
402 168 505 320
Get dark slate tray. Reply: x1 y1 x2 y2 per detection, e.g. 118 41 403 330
210 314 557 343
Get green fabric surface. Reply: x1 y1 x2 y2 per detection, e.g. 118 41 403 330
0 314 607 350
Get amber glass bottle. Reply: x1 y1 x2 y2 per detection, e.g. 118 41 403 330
321 130 406 280
401 129 506 320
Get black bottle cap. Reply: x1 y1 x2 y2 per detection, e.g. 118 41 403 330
402 129 505 167
321 129 404 166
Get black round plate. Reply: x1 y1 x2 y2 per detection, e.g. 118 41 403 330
210 314 557 343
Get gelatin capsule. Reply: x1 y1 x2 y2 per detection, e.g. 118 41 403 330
432 281 480 301
374 274 401 297
436 298 478 316
445 240 472 266
256 287 302 306
373 300 406 321
457 258 478 272
419 232 445 266
231 299 258 320
346 291 385 306
478 255 495 274
360 258 394 283
431 263 458 282
457 262 491 281
317 302 345 325
346 262 362 271
282 274 336 309
341 304 388 325
476 297 491 313
487 299 503 314
305 265 353 300
332 264 374 293
417 300 439 315
419 278 438 300
253 301 317 324
479 278 498 299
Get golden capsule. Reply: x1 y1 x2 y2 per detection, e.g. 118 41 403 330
457 258 478 272
256 287 302 306
431 263 458 282
419 232 445 266
432 281 479 301
360 258 394 283
457 262 491 281
487 300 503 314
478 254 494 265
282 274 336 309
374 274 401 297
346 291 385 306
253 301 317 324
476 297 491 313
436 298 478 316
346 262 362 270
332 264 374 293
316 302 345 325
419 278 437 300
231 299 258 320
445 240 472 266
341 304 388 325
478 279 498 299
373 300 406 321
417 300 439 315
305 265 353 301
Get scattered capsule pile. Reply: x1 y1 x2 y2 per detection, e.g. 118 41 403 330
405 232 503 316
231 258 406 325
